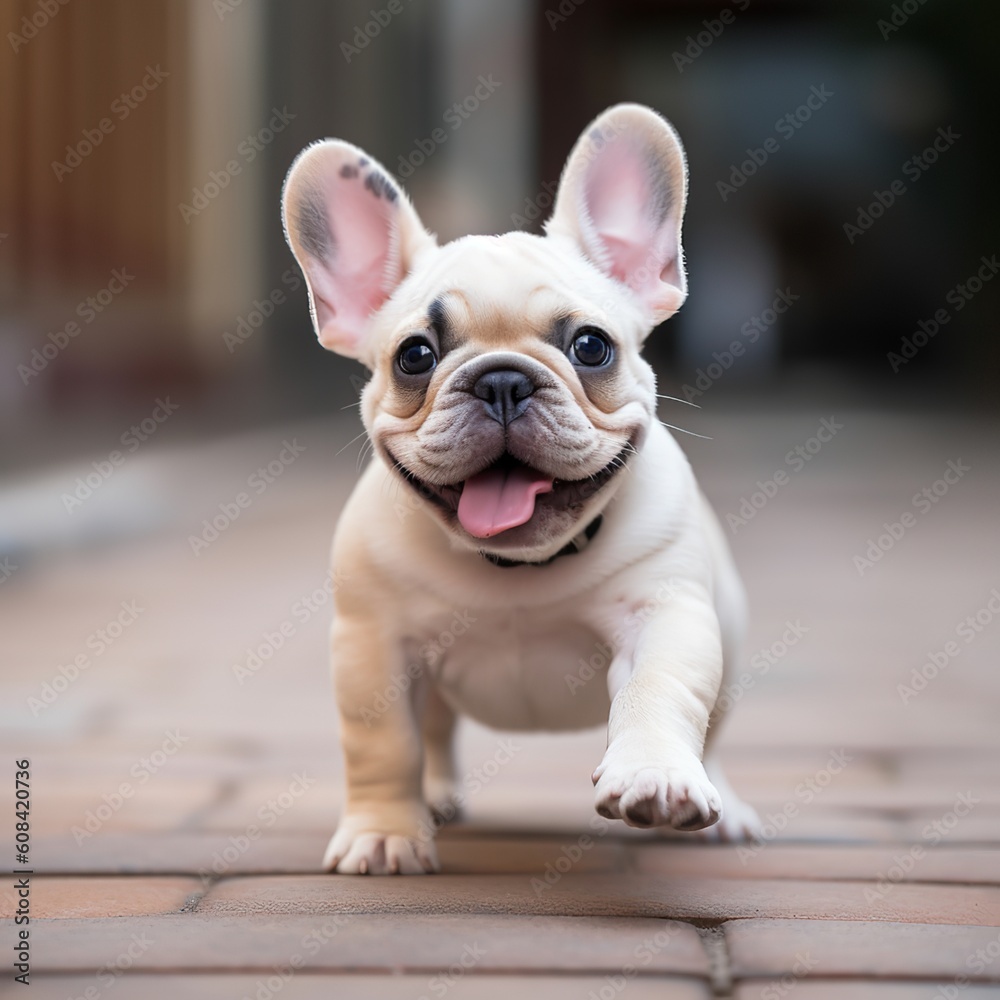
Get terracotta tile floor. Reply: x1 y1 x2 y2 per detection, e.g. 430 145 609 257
3 405 1000 997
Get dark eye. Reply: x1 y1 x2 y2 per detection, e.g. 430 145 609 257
571 328 612 367
397 336 437 375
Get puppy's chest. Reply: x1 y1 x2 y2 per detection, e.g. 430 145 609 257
416 606 613 731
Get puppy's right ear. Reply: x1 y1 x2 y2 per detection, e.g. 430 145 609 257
545 104 688 326
281 141 435 362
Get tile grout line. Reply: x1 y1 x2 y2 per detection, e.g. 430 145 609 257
179 876 218 913
693 923 733 998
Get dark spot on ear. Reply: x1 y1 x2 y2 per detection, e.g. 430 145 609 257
364 169 398 203
296 194 333 261
339 164 359 179
589 125 613 151
358 157 369 167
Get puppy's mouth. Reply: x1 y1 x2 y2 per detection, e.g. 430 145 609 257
388 448 631 539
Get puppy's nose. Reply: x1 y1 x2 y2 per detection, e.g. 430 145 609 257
473 369 536 426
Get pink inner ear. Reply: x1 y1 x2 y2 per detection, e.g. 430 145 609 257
582 138 682 314
586 140 656 275
309 170 400 354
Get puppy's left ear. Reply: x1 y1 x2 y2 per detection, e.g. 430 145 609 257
546 104 688 325
281 140 435 363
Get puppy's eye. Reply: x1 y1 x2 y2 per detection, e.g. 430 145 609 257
571 328 612 367
397 336 437 375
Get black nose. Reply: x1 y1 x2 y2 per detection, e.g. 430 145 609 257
473 369 536 426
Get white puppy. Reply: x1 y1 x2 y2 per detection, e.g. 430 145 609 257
281 103 760 874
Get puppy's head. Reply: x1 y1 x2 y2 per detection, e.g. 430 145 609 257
282 104 688 561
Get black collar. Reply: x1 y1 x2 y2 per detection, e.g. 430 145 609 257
480 515 603 568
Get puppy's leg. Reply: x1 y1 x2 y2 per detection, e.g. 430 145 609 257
699 499 761 841
701 749 761 841
701 677 761 841
593 584 724 831
422 684 461 824
323 615 438 875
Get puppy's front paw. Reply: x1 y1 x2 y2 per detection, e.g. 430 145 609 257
593 751 722 831
322 804 439 875
696 795 761 842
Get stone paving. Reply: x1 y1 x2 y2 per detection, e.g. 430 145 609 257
3 404 999 998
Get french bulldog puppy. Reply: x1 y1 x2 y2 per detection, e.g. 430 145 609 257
282 103 760 874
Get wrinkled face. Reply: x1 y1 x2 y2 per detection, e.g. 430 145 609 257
363 234 655 554
282 103 689 559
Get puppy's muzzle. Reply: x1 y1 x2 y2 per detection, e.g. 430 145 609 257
473 369 536 427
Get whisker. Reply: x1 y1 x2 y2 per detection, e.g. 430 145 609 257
340 399 363 411
659 421 713 441
380 473 399 499
356 439 375 471
336 429 369 457
655 393 700 409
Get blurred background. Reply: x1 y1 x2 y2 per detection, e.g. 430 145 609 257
2 0 997 471
3 0 1000 893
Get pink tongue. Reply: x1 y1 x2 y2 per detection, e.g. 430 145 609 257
457 463 554 538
